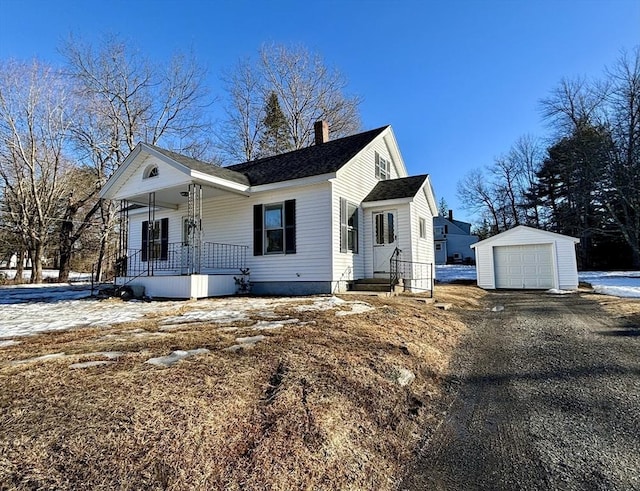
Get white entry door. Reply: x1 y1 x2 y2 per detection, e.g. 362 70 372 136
373 210 398 274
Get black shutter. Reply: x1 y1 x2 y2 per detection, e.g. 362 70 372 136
352 207 359 253
160 217 169 260
284 199 296 254
340 198 347 253
141 221 148 262
253 204 263 256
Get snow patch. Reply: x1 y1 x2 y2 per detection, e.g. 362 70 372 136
11 352 67 365
225 335 266 352
0 340 20 348
145 348 210 368
252 318 299 330
335 302 374 316
546 289 577 295
593 285 640 298
69 360 114 369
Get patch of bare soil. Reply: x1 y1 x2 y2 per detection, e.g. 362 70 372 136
0 288 477 491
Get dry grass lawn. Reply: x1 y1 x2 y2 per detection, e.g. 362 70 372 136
0 285 486 491
582 291 640 328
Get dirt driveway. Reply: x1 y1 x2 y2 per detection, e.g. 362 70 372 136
401 291 640 491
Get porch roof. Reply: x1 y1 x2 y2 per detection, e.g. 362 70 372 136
147 145 250 186
362 174 430 202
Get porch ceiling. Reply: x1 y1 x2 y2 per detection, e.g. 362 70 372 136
125 182 245 209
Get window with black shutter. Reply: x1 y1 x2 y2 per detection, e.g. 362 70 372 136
141 218 168 261
254 200 296 255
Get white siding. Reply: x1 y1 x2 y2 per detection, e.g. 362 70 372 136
407 189 435 291
331 134 408 286
115 155 191 200
555 240 579 289
128 208 184 251
202 182 333 283
127 183 332 284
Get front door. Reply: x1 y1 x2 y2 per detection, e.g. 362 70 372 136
373 210 398 274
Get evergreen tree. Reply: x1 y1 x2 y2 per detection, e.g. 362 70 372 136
531 121 611 268
257 92 292 158
438 198 448 217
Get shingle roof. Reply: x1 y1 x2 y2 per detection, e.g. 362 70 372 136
146 144 250 186
226 126 388 185
362 175 429 202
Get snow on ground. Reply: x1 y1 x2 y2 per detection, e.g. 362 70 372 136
436 265 477 283
435 265 640 298
578 271 640 298
0 285 373 340
1 269 91 282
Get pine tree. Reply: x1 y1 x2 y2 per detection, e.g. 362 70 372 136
438 197 448 217
257 92 292 158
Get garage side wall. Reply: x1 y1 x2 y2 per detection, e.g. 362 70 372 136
474 244 496 289
555 240 579 289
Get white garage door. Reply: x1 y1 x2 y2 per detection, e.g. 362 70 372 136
493 244 554 289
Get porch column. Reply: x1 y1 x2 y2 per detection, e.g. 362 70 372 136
187 184 202 274
117 200 129 276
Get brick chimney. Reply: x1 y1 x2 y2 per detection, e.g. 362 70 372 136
448 209 453 221
314 120 329 145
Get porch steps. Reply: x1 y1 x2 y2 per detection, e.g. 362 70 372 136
349 278 403 294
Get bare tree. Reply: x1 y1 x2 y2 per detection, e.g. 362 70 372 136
507 135 544 227
540 77 609 134
60 35 213 281
218 58 264 162
604 47 640 267
0 59 75 283
457 169 501 234
218 43 362 162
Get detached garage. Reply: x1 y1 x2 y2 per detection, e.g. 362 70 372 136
471 226 579 290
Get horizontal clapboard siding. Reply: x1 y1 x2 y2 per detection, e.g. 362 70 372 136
332 136 406 282
201 183 332 282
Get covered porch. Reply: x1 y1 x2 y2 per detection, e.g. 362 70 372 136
113 179 250 299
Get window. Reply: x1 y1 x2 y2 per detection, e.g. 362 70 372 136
340 198 359 253
419 217 427 239
264 204 284 253
436 243 442 251
143 165 159 179
374 212 395 245
142 218 168 261
375 152 390 180
253 200 296 255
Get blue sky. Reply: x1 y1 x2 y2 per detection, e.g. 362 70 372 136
1 0 638 223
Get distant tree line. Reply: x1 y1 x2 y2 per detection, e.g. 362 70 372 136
458 47 640 269
0 36 361 283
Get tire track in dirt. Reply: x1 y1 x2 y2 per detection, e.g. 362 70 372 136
401 291 640 491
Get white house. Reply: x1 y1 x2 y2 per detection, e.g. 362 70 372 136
99 123 438 298
471 225 579 290
433 210 478 264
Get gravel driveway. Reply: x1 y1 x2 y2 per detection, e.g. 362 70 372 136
401 291 640 491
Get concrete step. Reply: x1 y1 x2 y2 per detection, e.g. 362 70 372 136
351 282 391 292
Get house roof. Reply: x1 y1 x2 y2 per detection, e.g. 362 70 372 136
362 174 430 202
226 126 389 186
470 225 580 248
146 144 250 186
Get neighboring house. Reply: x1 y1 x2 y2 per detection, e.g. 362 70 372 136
433 210 478 264
471 225 579 290
99 122 438 299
